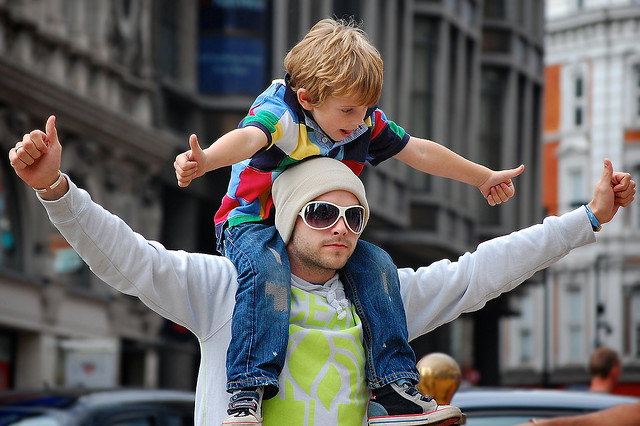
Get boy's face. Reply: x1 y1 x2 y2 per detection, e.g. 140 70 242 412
297 90 369 142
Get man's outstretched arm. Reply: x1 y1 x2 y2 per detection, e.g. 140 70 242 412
401 159 635 340
8 115 238 338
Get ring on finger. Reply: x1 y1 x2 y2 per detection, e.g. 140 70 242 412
16 144 23 152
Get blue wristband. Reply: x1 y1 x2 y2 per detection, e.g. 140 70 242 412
584 205 602 232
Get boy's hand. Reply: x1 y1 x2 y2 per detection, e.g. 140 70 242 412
174 134 206 187
478 164 525 206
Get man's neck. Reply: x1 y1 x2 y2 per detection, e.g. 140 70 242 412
290 269 335 285
589 377 614 393
288 252 338 284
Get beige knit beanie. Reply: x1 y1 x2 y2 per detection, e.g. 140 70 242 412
272 157 369 244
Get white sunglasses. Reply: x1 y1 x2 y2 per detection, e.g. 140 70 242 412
298 201 365 234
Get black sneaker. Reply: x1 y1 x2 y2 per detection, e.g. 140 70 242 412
222 387 263 426
367 381 462 425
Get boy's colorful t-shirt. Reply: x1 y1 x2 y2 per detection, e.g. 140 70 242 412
214 75 410 241
263 275 368 426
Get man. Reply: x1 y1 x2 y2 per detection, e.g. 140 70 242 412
9 116 636 426
589 347 621 393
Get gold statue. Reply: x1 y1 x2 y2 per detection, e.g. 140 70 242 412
416 352 462 405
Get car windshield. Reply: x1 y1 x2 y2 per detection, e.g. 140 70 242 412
0 411 64 426
464 416 534 425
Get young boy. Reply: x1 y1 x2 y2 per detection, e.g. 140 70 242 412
174 18 524 426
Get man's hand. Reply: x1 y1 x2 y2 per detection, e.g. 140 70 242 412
9 115 63 194
174 134 206 187
588 158 635 225
478 164 525 206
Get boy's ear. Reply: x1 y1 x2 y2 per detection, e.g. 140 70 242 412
297 89 313 111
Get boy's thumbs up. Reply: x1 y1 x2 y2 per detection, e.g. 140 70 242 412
187 134 203 161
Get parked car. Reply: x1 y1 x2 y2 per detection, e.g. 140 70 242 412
451 387 639 425
0 388 195 426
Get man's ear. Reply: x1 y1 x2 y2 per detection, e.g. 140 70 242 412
297 88 313 111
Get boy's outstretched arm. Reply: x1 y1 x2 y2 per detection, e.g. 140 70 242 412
394 136 524 206
174 126 268 187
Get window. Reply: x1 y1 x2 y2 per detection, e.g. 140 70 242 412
519 290 533 364
478 67 507 226
198 0 270 95
410 17 438 191
520 330 532 363
158 0 179 79
481 29 510 53
634 166 640 229
332 0 362 21
483 0 506 19
572 73 587 128
0 332 13 389
462 0 476 25
574 76 583 126
0 162 19 269
567 286 584 362
569 169 585 208
630 288 640 357
634 64 640 121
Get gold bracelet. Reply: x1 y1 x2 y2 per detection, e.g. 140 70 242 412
34 171 63 194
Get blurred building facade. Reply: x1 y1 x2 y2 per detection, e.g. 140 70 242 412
0 0 544 390
501 0 640 394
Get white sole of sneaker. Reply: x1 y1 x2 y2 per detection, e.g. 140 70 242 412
368 406 462 426
221 417 262 426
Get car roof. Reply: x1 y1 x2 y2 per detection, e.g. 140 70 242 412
451 387 639 411
0 388 195 410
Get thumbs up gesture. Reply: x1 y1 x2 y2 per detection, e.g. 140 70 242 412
174 134 206 187
587 159 636 226
9 115 63 191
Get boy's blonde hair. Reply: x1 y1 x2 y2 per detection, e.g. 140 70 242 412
284 18 383 107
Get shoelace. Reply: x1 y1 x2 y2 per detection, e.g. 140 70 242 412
402 383 434 402
227 391 258 416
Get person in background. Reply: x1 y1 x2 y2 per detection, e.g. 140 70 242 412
588 347 621 393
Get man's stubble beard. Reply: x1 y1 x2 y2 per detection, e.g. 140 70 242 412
288 230 355 277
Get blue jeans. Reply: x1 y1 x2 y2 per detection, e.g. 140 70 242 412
223 222 291 399
223 223 419 398
340 240 420 387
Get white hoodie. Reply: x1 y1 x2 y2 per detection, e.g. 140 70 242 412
39 177 595 425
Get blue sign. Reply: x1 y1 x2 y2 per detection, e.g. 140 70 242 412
198 35 266 95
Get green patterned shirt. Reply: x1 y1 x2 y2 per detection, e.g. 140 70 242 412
263 275 367 425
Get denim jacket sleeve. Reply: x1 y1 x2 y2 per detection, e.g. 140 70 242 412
38 176 238 340
399 207 596 341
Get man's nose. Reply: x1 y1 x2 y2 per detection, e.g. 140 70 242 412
332 217 349 234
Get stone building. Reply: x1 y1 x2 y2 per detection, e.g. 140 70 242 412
501 0 640 393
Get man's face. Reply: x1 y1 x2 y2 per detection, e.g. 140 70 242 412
287 190 362 283
298 91 369 142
